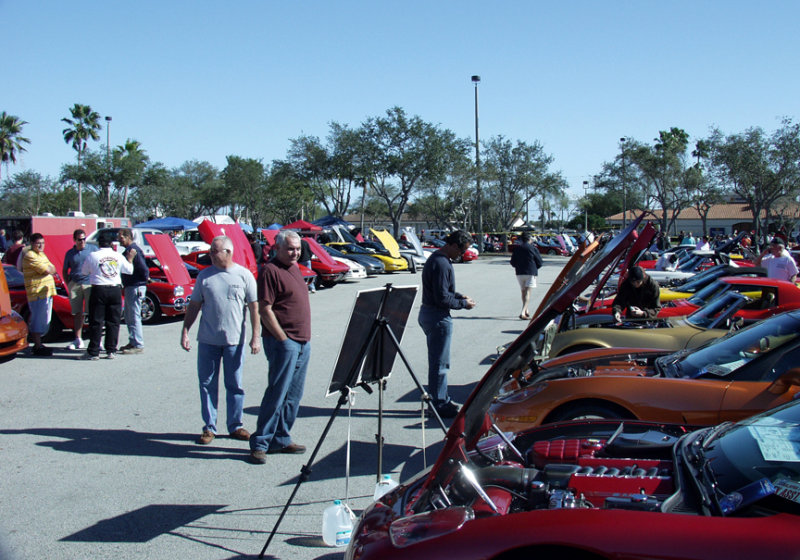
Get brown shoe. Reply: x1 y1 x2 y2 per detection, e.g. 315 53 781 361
197 430 215 445
249 450 267 464
229 428 251 441
267 442 306 455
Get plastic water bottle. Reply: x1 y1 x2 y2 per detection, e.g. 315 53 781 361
321 500 354 547
373 474 399 501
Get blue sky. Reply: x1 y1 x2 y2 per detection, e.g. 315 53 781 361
5 1 799 202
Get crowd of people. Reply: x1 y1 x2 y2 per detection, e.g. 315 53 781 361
3 223 799 463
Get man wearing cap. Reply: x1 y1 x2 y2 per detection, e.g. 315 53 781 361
612 266 661 323
755 238 798 283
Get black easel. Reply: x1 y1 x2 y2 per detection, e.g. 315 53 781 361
258 284 446 558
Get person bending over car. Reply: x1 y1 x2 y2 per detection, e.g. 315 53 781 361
612 266 661 322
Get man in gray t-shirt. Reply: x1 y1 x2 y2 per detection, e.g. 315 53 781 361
181 236 260 445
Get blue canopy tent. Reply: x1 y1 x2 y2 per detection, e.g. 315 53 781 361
266 223 283 230
136 217 199 230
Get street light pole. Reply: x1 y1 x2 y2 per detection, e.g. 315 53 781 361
472 75 482 250
105 116 112 163
583 180 589 233
620 137 627 229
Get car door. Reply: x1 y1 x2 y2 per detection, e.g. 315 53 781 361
717 343 800 422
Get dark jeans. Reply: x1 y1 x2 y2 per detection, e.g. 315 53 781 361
87 285 122 356
418 305 453 406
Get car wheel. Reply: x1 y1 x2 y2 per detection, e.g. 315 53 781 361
141 292 161 324
407 257 417 273
548 248 558 255
548 402 631 423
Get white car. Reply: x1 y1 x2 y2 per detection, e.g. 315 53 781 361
85 227 162 257
332 256 367 280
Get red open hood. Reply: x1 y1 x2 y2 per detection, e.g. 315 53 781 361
145 233 192 286
196 220 258 276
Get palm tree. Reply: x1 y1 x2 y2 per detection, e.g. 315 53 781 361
0 111 31 182
114 139 148 218
62 103 102 212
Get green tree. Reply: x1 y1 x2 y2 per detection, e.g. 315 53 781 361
114 140 149 218
287 123 366 217
264 160 313 225
361 106 467 236
221 155 265 225
61 104 102 212
0 112 31 182
0 171 76 215
707 119 800 243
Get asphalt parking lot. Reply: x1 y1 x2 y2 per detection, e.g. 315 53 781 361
0 254 566 560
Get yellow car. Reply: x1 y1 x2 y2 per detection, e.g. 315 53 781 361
326 242 408 272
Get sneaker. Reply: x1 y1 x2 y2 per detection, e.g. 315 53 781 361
67 339 84 350
106 352 116 360
249 449 267 464
32 346 53 357
119 346 143 355
229 428 251 441
197 430 215 445
434 400 461 419
119 343 135 351
77 352 99 361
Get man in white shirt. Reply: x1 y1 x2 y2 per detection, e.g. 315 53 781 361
755 237 798 283
78 230 135 360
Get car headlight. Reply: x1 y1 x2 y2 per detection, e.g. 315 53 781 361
389 507 473 548
173 286 184 297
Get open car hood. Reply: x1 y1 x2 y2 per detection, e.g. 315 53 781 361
145 233 192 286
370 228 403 259
423 216 647 490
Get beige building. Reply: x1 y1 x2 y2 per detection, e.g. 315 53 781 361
606 203 800 236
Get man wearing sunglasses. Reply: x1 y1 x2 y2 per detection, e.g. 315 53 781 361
62 229 95 350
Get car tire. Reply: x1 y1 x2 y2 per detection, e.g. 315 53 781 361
548 248 558 255
141 292 161 324
547 402 631 423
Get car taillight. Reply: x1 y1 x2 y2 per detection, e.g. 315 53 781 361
388 507 473 548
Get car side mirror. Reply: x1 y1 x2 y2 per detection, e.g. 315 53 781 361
768 368 800 395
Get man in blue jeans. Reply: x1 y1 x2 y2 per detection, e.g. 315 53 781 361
418 230 476 418
118 228 149 354
180 236 261 445
250 230 312 464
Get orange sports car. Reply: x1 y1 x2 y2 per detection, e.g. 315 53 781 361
0 265 29 360
490 309 800 432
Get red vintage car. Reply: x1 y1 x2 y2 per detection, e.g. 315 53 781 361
5 264 73 341
344 217 800 560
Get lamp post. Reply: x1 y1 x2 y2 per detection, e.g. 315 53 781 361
583 180 589 233
620 137 627 229
471 75 482 251
105 116 112 163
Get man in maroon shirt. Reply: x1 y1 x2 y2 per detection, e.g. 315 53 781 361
249 230 312 464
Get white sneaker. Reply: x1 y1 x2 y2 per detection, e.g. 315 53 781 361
106 352 116 360
67 338 85 350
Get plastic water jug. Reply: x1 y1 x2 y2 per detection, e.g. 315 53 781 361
373 474 399 501
321 500 354 547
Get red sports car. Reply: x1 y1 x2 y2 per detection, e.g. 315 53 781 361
344 218 800 560
5 264 73 341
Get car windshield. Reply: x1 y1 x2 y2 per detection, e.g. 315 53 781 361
685 291 745 328
687 281 731 306
659 311 800 379
673 266 725 293
694 400 800 515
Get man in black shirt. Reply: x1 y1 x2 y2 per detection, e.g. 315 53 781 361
418 230 476 418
